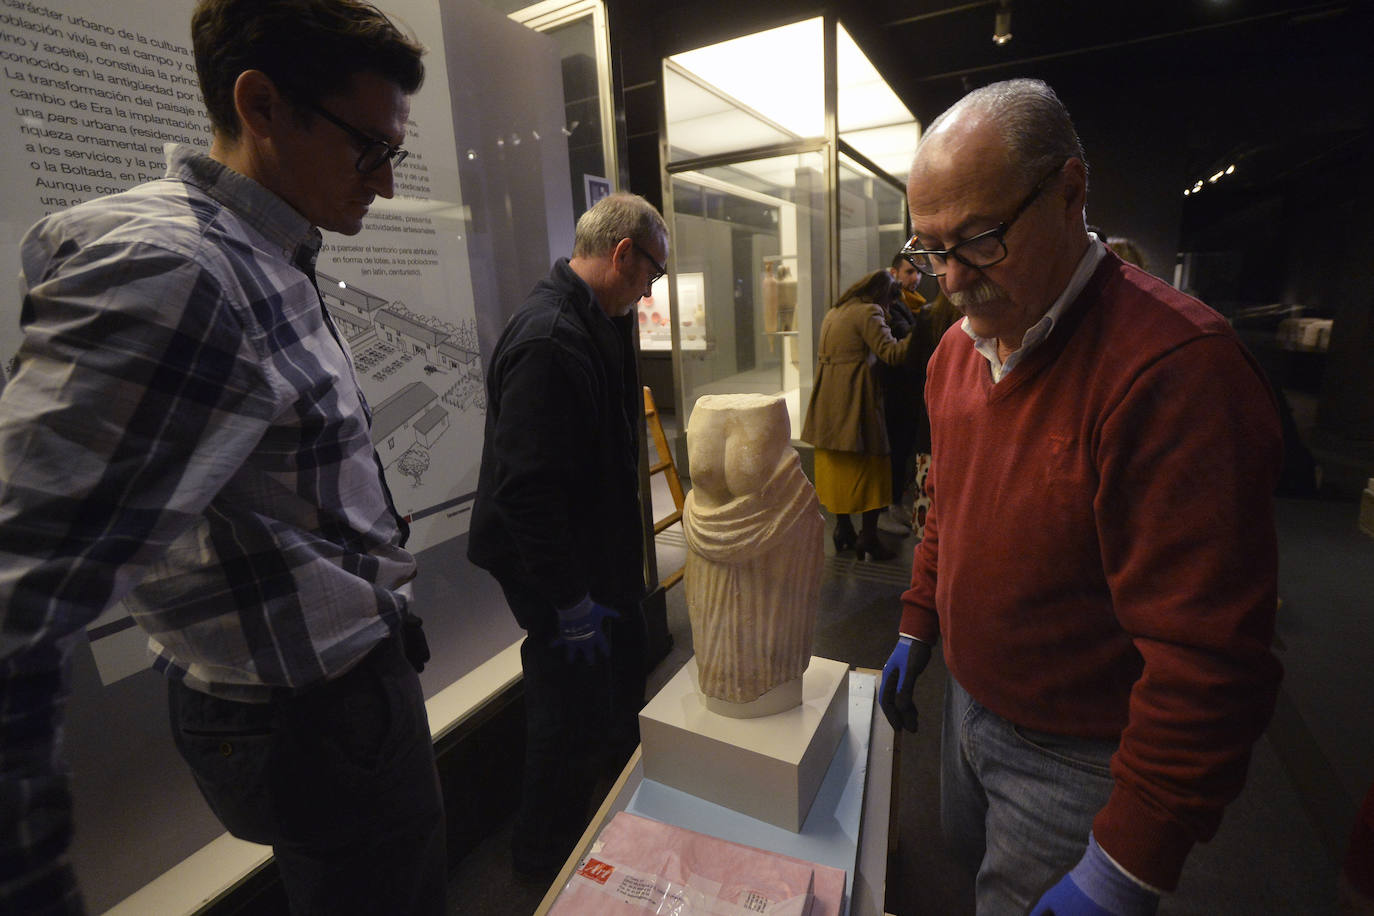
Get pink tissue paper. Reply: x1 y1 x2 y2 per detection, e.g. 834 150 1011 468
548 811 846 915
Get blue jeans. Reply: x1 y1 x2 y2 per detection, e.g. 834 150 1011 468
941 674 1118 915
168 633 446 916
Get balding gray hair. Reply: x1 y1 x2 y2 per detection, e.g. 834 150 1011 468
921 78 1088 191
572 192 668 259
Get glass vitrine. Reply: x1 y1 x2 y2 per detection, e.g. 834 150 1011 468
658 16 917 452
667 152 828 435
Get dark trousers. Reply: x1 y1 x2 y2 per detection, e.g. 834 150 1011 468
886 394 918 500
168 634 446 916
498 579 646 874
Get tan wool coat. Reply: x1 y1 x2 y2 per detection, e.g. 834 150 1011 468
801 299 915 455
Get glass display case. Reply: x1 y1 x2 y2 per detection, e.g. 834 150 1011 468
658 16 918 447
665 152 827 434
840 154 910 292
498 0 619 218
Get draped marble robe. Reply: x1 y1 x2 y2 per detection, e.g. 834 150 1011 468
683 394 824 718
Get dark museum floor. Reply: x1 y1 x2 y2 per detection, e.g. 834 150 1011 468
444 437 1372 915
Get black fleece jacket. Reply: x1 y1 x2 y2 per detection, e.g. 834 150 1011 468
467 258 645 629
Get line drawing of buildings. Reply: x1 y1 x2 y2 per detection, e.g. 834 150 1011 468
317 270 389 343
312 271 487 492
373 381 449 470
316 271 483 388
438 337 479 372
377 306 446 360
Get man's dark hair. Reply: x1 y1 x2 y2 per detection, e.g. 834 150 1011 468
192 0 425 139
891 251 911 271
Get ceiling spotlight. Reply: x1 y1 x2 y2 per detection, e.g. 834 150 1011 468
993 1 1012 45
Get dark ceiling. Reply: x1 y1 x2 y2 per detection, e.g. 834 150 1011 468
848 1 1363 116
854 0 1372 187
644 0 1373 190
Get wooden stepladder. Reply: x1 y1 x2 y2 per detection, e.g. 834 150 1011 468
643 386 686 590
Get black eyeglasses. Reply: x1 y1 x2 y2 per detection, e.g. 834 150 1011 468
901 162 1065 277
632 241 667 285
305 101 408 174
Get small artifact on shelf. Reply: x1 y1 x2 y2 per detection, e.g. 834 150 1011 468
683 393 824 718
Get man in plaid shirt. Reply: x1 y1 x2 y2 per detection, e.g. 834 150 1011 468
0 2 446 913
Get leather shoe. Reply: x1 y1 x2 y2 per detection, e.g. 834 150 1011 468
855 535 896 562
832 525 858 553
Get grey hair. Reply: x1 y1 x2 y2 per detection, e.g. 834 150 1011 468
572 192 668 258
921 78 1088 191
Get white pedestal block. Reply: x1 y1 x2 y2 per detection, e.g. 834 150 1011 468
638 655 850 832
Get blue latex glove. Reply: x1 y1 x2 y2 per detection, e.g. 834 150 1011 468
551 595 620 664
1029 835 1159 916
878 635 931 732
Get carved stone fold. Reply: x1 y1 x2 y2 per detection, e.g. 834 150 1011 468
683 393 824 717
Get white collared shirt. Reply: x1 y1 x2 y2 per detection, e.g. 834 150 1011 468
963 234 1107 382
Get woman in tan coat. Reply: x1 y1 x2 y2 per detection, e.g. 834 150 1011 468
801 270 917 561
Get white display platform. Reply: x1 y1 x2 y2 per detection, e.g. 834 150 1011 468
639 656 850 831
536 670 887 916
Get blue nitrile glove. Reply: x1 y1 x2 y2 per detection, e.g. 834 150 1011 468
878 635 931 732
551 595 620 664
1029 835 1159 916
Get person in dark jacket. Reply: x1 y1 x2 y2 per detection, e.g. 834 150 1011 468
875 253 926 535
468 192 668 878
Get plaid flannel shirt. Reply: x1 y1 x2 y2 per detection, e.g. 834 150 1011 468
0 145 416 912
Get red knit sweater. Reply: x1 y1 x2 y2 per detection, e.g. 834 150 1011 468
900 253 1283 891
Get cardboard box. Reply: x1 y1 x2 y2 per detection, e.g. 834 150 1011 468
1278 316 1333 351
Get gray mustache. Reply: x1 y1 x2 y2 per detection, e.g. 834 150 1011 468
948 280 1004 308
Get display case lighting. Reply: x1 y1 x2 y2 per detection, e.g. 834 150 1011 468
670 18 825 138
666 19 917 179
837 26 914 132
993 1 1013 45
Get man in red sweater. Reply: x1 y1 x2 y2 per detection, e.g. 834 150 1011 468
879 78 1283 915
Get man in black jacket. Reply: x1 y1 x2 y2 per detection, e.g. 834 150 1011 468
468 192 669 878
